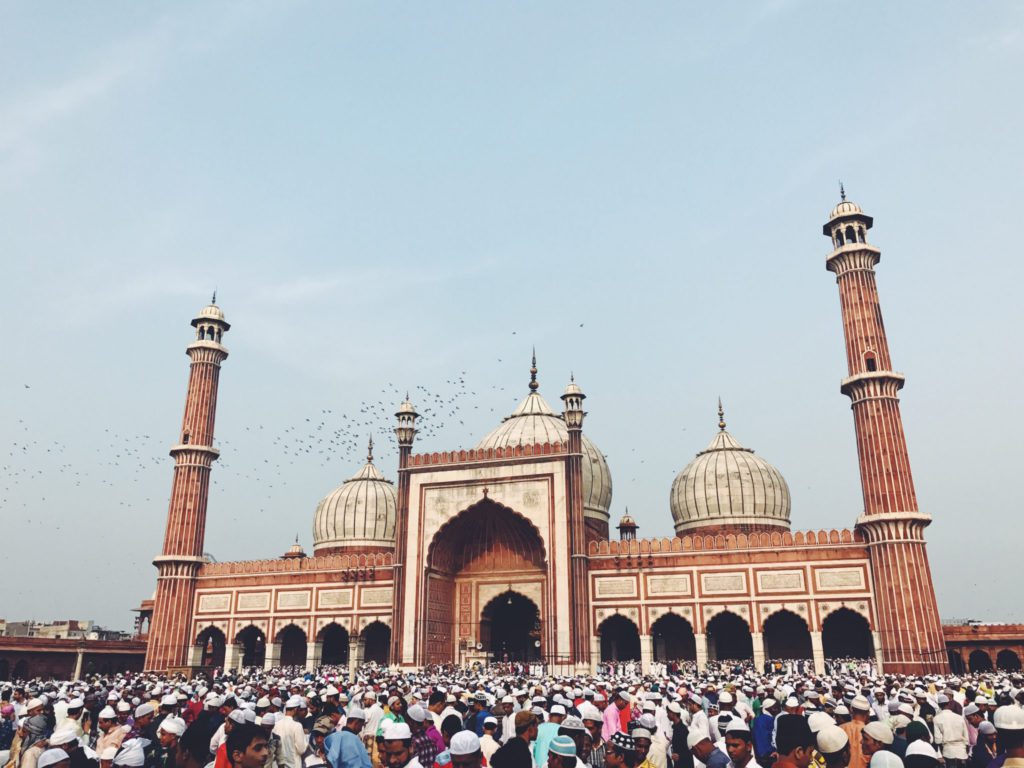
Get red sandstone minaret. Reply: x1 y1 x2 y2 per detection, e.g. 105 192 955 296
560 369 590 671
145 298 230 672
824 193 948 674
389 394 419 666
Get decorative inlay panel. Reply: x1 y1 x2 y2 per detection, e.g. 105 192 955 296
360 587 394 607
237 592 271 611
197 594 230 612
647 575 692 596
816 568 865 590
701 572 746 594
757 570 804 592
595 576 638 598
317 589 354 609
276 591 311 610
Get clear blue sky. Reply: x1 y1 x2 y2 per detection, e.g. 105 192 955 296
2 2 1022 630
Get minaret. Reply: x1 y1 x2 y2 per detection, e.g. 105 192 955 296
390 394 419 666
560 370 590 671
145 297 230 672
824 194 947 673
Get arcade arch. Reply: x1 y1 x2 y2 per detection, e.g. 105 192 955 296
480 591 541 661
362 622 390 664
318 623 349 666
598 614 641 661
822 608 873 658
651 613 696 661
706 611 752 661
276 625 307 667
763 610 812 659
969 650 993 672
235 625 266 668
196 626 226 668
997 650 1022 671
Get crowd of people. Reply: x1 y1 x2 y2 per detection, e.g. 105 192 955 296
1 657 1022 768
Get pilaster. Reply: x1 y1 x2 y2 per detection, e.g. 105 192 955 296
810 631 825 675
264 643 281 670
306 642 323 673
224 643 240 673
695 633 708 671
640 634 653 675
751 632 765 672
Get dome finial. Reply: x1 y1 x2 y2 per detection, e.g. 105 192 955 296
529 347 539 392
211 289 217 304
839 180 846 202
367 434 374 463
718 397 726 431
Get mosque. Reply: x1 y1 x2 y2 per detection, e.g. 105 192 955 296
140 196 953 677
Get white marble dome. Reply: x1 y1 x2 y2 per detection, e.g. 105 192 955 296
476 387 612 524
670 416 790 535
312 441 396 554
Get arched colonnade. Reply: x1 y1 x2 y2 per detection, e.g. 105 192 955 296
191 620 391 672
595 605 878 674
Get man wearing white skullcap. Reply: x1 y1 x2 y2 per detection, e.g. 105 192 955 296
839 696 871 768
273 698 307 768
816 725 850 768
324 703 370 768
932 695 968 768
862 722 893 766
96 706 127 756
38 748 71 768
450 731 483 768
381 723 420 768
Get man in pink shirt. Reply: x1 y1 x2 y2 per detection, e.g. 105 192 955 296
603 692 631 741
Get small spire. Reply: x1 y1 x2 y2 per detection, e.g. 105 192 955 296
367 434 374 463
294 534 299 544
718 397 726 431
839 181 846 202
529 348 539 392
570 371 574 383
211 289 217 304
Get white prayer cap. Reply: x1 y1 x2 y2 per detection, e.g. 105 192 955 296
243 710 256 724
807 712 835 733
761 698 777 709
256 697 271 708
784 696 800 708
106 693 119 702
578 703 601 721
325 686 340 696
833 704 850 716
550 704 566 715
285 696 303 710
98 707 117 720
501 695 515 704
228 710 246 725
49 730 79 746
158 717 186 737
816 725 849 754
686 730 710 750
936 694 949 705
26 698 43 710
863 722 894 745
850 696 871 712
68 699 84 710
134 704 154 719
113 740 146 767
995 705 1024 730
406 704 426 723
483 716 497 726
891 715 911 730
116 702 131 713
725 719 750 734
160 695 177 708
719 692 733 704
382 722 412 740
347 704 366 721
639 714 657 730
261 713 279 727
450 731 481 755
905 741 939 760
38 749 70 768
869 752 903 768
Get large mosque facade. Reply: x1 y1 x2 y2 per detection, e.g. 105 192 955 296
141 197 952 677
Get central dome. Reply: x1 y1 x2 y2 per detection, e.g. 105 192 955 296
475 359 612 524
670 405 790 535
312 438 396 555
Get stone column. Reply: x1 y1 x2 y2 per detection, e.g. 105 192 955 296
872 631 884 675
223 643 240 672
306 642 323 673
264 643 281 671
590 635 601 675
640 634 653 675
348 635 363 681
72 647 85 680
810 631 825 675
752 632 766 673
695 634 708 671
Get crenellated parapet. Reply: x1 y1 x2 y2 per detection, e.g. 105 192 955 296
588 528 863 557
200 551 393 576
408 441 566 467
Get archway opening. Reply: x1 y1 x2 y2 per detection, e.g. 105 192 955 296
425 498 547 665
363 622 390 664
969 650 993 672
706 611 753 661
196 626 226 668
236 625 266 668
319 623 349 666
277 625 307 668
599 615 641 661
997 650 1022 671
948 651 965 675
763 610 812 660
0 659 9 680
651 613 696 662
822 608 873 658
481 591 540 661
12 660 29 681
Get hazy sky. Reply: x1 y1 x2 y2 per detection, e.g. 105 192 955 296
2 2 1022 630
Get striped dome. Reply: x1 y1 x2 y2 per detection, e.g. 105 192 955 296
312 442 396 554
670 424 790 535
476 390 612 522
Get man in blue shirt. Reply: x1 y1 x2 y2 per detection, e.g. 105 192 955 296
325 705 370 768
751 698 778 766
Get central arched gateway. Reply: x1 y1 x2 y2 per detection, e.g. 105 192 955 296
424 498 547 665
481 591 541 661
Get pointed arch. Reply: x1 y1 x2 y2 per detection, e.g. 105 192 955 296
195 625 226 668
821 607 873 659
651 612 696 661
427 497 546 574
480 591 541 661
706 610 753 661
362 621 390 664
317 622 349 666
762 609 812 659
969 650 993 672
234 624 266 668
597 614 641 662
276 624 308 667
997 650 1021 671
